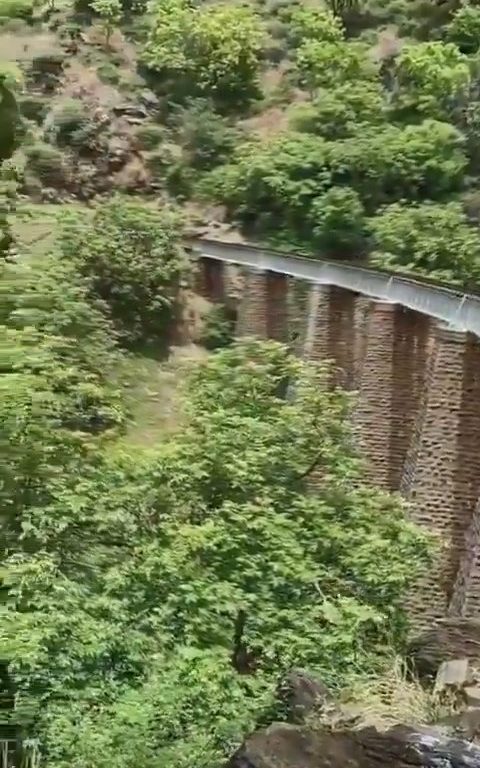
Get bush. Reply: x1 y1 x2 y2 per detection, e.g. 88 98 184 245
370 201 480 286
447 5 480 54
50 99 90 146
97 61 121 84
310 186 366 256
288 81 385 138
18 95 47 124
58 198 186 347
200 304 235 350
135 122 165 151
0 0 33 19
24 142 65 186
143 0 264 109
175 99 240 170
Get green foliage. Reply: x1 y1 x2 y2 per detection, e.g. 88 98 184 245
286 4 344 47
296 39 376 91
174 99 240 170
135 122 165 151
91 0 122 46
143 0 264 109
370 200 480 286
447 4 480 54
310 186 365 256
18 94 47 124
0 0 33 19
3 340 431 766
44 649 271 768
49 100 89 146
58 197 186 347
204 120 466 244
200 304 235 350
24 143 65 187
288 80 386 138
0 73 19 162
392 41 471 120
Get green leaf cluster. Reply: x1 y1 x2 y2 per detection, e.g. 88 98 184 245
2 339 432 766
143 0 264 109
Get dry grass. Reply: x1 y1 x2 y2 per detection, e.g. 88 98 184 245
337 657 458 730
0 29 60 64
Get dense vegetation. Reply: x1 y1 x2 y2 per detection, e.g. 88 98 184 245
0 0 469 765
0 0 479 282
1 221 431 764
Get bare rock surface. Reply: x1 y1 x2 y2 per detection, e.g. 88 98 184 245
226 722 480 768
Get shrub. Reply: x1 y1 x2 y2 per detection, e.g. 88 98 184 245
447 5 480 55
97 61 121 84
58 197 186 347
200 304 235 350
50 99 89 146
24 142 65 186
18 95 47 124
370 201 480 286
143 0 264 109
135 122 165 151
310 186 366 256
0 0 33 19
175 99 240 170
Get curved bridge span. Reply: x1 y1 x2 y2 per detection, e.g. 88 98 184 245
191 238 480 334
191 238 480 626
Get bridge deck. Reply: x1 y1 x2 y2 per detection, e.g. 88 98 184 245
191 239 480 336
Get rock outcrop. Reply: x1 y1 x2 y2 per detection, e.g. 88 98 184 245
226 722 480 768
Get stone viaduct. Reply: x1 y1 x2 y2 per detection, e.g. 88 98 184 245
191 238 480 625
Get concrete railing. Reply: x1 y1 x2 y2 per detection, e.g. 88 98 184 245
190 238 480 336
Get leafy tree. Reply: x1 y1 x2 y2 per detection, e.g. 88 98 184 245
447 4 480 53
2 341 431 766
58 198 186 348
202 119 466 244
296 39 377 91
91 0 122 48
392 41 471 120
173 99 240 171
288 80 386 138
285 4 344 47
143 0 264 109
370 200 480 285
310 186 366 256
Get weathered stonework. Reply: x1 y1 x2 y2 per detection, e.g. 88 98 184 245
405 326 480 622
354 301 398 489
266 272 289 343
302 284 357 387
196 256 225 303
236 268 269 338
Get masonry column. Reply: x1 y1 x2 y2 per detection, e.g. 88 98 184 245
355 301 396 488
196 256 225 303
302 285 357 387
266 272 289 343
236 268 268 338
405 326 480 622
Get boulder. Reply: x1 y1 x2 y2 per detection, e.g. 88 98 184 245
409 618 480 678
279 669 331 723
434 658 473 694
226 722 480 768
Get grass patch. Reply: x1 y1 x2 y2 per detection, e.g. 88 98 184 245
117 344 208 448
10 201 85 262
